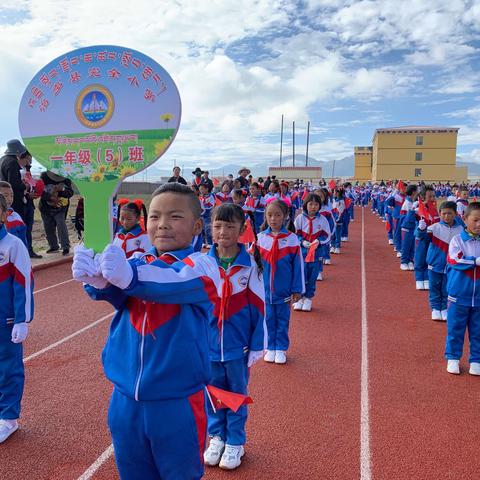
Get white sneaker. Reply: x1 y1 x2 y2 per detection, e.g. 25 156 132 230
400 263 409 271
396 252 402 258
408 262 414 271
317 272 323 281
382 219 386 223
0 419 18 443
302 298 313 311
275 350 287 364
416 281 424 290
324 259 331 265
264 350 275 363
219 444 245 470
432 309 442 321
334 248 340 254
423 280 430 290
469 362 480 375
388 239 394 245
393 247 397 251
441 310 448 321
447 359 460 375
330 247 335 253
341 237 348 242
204 436 226 466
293 298 305 311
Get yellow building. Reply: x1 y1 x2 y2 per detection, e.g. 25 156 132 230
371 126 466 182
354 146 373 182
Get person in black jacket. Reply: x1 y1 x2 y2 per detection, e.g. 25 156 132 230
167 166 187 185
39 171 74 255
0 140 29 220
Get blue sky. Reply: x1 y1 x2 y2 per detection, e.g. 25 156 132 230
1 0 480 175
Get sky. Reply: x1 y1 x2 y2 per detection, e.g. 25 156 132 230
1 0 480 176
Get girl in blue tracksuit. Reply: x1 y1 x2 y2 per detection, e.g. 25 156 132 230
331 188 346 253
385 190 395 244
399 184 418 270
293 193 332 312
418 201 463 321
204 203 266 471
393 186 406 253
0 193 33 443
257 199 305 364
445 202 480 375
199 183 216 247
72 183 222 480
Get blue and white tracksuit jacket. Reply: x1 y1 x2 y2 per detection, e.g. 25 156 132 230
257 227 305 351
393 191 406 251
85 246 221 480
245 195 266 231
456 198 468 219
0 224 33 420
400 196 416 264
385 193 395 240
113 224 151 259
6 209 27 248
200 194 216 245
295 212 332 298
417 218 463 310
206 244 266 446
446 231 480 363
331 198 346 249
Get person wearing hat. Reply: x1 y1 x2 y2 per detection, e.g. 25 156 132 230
235 167 251 190
0 140 30 220
39 171 73 255
192 167 204 188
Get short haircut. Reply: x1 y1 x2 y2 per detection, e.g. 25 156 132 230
439 201 457 212
465 202 480 218
0 181 12 190
406 184 418 196
0 193 7 214
459 186 469 193
152 182 202 218
303 193 322 213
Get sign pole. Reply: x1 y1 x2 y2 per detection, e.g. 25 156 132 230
306 121 310 167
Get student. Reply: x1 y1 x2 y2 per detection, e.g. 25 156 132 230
414 186 439 290
72 182 221 480
199 183 216 247
445 202 480 375
418 201 463 320
399 184 418 271
331 188 346 255
113 200 151 258
0 193 33 443
317 189 335 266
456 187 469 219
293 193 332 312
0 181 27 247
393 182 406 256
204 203 265 470
264 180 280 202
245 182 266 231
257 200 304 364
216 181 233 204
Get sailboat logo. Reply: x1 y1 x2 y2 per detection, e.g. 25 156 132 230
75 84 114 129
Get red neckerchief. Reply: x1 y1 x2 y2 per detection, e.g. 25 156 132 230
268 232 288 295
218 265 243 331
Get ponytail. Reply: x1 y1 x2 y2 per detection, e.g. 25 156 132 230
247 211 263 277
286 206 296 233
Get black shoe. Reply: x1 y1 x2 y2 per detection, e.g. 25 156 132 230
62 248 70 256
46 248 59 254
29 252 43 259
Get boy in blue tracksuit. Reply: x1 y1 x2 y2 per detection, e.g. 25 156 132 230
72 183 221 480
399 185 418 270
393 185 406 254
203 204 265 470
385 190 395 244
445 202 480 376
0 193 33 443
417 201 463 321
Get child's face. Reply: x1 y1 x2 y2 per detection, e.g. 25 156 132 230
265 204 285 232
269 183 278 194
199 186 208 196
232 194 244 205
212 219 243 249
0 207 6 225
280 185 287 194
307 200 320 216
0 187 13 208
119 208 139 231
424 190 435 203
233 180 241 189
249 185 259 197
147 193 202 253
222 184 230 194
440 208 455 226
459 190 469 200
465 210 480 235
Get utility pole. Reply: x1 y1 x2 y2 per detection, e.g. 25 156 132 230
292 121 295 167
306 121 310 166
279 114 284 167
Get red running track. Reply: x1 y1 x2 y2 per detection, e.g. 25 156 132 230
1 208 478 479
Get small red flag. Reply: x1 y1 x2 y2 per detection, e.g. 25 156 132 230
206 385 253 413
215 196 222 206
239 218 255 244
213 177 220 187
328 179 336 190
302 188 310 201
385 219 391 232
397 180 406 192
305 240 319 263
345 198 352 209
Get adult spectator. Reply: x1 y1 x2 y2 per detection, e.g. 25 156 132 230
0 139 29 219
192 167 204 187
23 155 43 258
39 171 74 255
235 167 251 189
167 166 187 185
201 170 214 192
263 176 272 191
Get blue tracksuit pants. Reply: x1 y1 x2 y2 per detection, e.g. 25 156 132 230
349 204 354 220
266 303 292 351
108 388 206 480
401 228 415 264
428 271 447 311
304 259 322 299
393 218 402 251
208 358 249 446
0 325 24 420
414 237 430 281
341 213 350 239
332 224 342 248
386 212 393 240
446 303 480 363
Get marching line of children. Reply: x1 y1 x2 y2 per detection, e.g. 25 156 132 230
371 180 480 377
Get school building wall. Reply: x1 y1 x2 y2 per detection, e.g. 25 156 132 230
353 146 373 182
268 166 323 182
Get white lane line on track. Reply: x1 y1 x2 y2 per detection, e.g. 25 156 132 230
24 312 114 363
34 278 74 295
77 444 114 480
360 207 372 479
